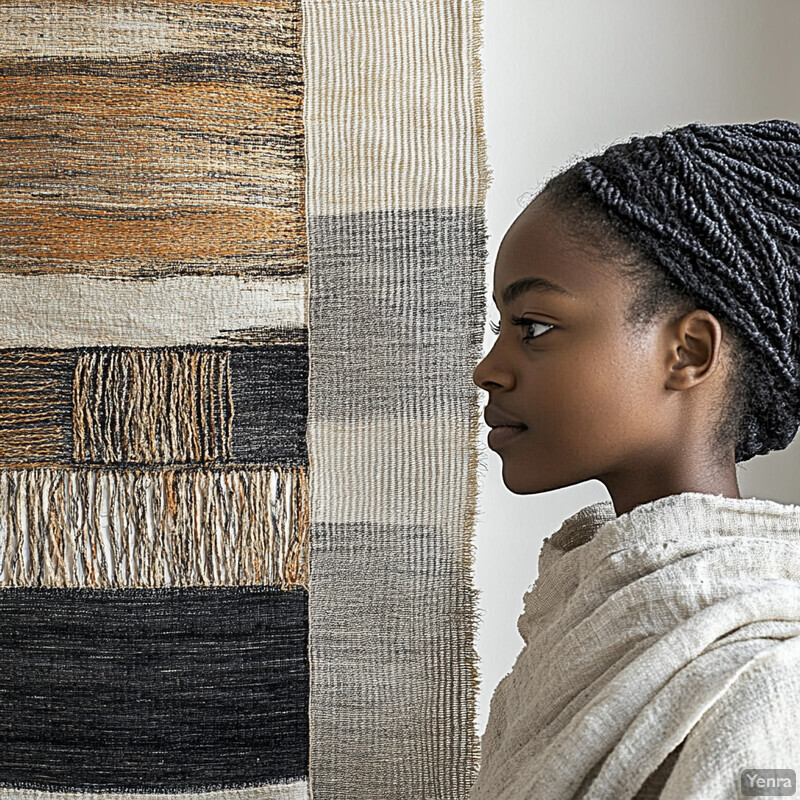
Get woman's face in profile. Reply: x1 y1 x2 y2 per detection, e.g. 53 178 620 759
472 197 671 495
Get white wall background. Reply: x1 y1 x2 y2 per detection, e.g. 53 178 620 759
475 0 800 735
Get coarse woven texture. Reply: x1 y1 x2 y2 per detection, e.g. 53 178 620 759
0 346 308 466
0 467 309 589
0 1 306 277
471 491 800 800
0 1 312 796
303 0 487 796
0 0 487 797
0 587 309 790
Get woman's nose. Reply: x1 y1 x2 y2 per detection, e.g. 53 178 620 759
472 341 514 391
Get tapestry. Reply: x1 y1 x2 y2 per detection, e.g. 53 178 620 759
0 1 487 797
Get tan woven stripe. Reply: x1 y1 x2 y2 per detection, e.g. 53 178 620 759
0 783 309 800
0 466 309 589
0 424 62 462
0 275 306 348
0 202 306 278
0 351 74 463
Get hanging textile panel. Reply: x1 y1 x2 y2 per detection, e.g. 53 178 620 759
0 0 487 798
0 1 310 798
304 1 487 796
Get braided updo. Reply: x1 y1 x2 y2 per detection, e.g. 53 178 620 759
535 119 800 464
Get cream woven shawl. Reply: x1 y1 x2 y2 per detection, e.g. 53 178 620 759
471 491 800 800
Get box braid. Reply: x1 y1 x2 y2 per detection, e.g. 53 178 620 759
535 119 800 463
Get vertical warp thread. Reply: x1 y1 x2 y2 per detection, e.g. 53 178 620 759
73 348 234 464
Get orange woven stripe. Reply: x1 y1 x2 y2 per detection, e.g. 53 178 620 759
0 201 305 274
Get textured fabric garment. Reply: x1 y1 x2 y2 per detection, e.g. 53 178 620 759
303 1 488 797
471 491 800 800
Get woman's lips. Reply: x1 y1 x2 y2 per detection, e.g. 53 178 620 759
488 424 527 451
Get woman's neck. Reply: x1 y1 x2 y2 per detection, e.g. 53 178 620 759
601 453 740 518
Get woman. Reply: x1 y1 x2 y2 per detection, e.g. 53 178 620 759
470 119 800 799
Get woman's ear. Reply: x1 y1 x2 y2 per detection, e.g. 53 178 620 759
664 309 724 391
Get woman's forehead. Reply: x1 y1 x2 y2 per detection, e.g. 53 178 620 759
493 204 620 304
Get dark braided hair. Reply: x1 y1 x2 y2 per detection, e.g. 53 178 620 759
534 119 800 464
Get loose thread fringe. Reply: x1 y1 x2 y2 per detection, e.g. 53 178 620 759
73 349 234 464
0 466 309 590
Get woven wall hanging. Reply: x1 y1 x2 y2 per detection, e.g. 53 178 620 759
0 1 488 798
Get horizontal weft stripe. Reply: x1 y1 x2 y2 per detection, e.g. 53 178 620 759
303 0 487 214
0 345 308 468
0 586 308 791
0 783 309 800
0 1 300 61
0 275 306 348
0 467 309 589
0 350 76 463
0 1 305 277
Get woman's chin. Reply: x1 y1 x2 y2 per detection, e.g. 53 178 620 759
500 462 564 495
499 463 539 495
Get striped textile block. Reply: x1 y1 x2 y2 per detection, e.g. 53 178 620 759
304 1 487 795
0 0 487 798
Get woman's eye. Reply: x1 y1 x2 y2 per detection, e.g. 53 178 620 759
489 317 554 339
513 317 554 340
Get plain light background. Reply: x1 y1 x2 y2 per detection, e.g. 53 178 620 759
474 0 800 736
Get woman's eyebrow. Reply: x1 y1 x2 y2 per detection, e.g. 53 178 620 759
492 276 574 306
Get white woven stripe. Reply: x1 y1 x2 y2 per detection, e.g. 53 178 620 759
303 0 487 214
309 415 475 528
0 783 309 800
0 274 306 348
